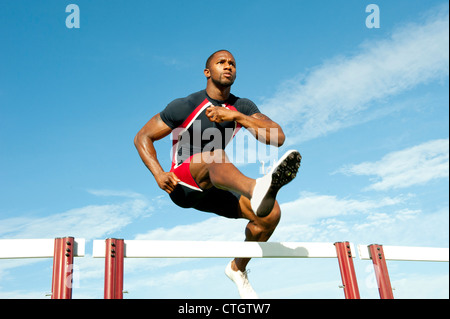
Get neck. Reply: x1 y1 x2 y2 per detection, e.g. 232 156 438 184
206 82 231 101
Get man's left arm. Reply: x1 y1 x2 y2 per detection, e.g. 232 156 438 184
205 106 285 146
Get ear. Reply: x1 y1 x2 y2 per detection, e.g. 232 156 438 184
204 68 211 79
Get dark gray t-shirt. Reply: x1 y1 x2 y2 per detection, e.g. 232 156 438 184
160 90 260 166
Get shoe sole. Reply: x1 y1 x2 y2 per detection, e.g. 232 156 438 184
254 150 301 217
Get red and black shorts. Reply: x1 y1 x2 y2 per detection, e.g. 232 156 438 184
168 155 241 219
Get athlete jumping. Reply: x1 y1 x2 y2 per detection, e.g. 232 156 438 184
134 50 301 298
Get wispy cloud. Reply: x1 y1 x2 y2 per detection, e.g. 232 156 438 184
134 215 248 242
391 273 450 299
152 55 183 68
261 5 449 143
86 189 145 199
275 194 448 247
336 139 449 191
278 191 405 222
271 191 415 243
0 189 153 240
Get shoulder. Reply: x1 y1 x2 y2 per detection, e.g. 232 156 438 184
167 90 205 108
232 95 260 115
166 91 206 110
236 97 257 107
160 90 206 129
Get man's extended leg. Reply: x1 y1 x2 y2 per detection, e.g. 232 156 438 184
234 196 281 271
190 149 301 218
224 196 281 298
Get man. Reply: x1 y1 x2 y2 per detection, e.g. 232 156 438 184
134 50 301 298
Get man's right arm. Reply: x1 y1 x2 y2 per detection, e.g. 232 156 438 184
134 113 180 194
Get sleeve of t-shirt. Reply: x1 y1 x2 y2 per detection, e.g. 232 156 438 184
159 98 186 129
237 98 261 116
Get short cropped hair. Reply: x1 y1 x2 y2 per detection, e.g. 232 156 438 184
205 50 233 69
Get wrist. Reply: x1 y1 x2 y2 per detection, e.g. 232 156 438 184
233 111 245 123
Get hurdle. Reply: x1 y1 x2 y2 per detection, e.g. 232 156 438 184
358 244 449 299
0 237 85 299
93 239 360 299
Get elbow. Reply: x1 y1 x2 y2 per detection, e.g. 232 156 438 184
134 130 144 149
276 129 286 147
268 132 285 147
278 135 285 147
267 128 285 147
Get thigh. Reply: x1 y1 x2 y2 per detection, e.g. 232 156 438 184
193 187 241 219
189 150 230 189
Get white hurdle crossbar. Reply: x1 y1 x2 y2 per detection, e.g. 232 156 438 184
0 238 85 259
358 244 449 262
92 240 351 258
93 240 361 299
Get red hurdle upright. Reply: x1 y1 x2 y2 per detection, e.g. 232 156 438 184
51 237 75 299
368 244 394 299
334 241 360 299
104 238 125 299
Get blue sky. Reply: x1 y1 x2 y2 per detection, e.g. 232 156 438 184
0 0 448 299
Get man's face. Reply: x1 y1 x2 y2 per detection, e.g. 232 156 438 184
205 51 236 88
